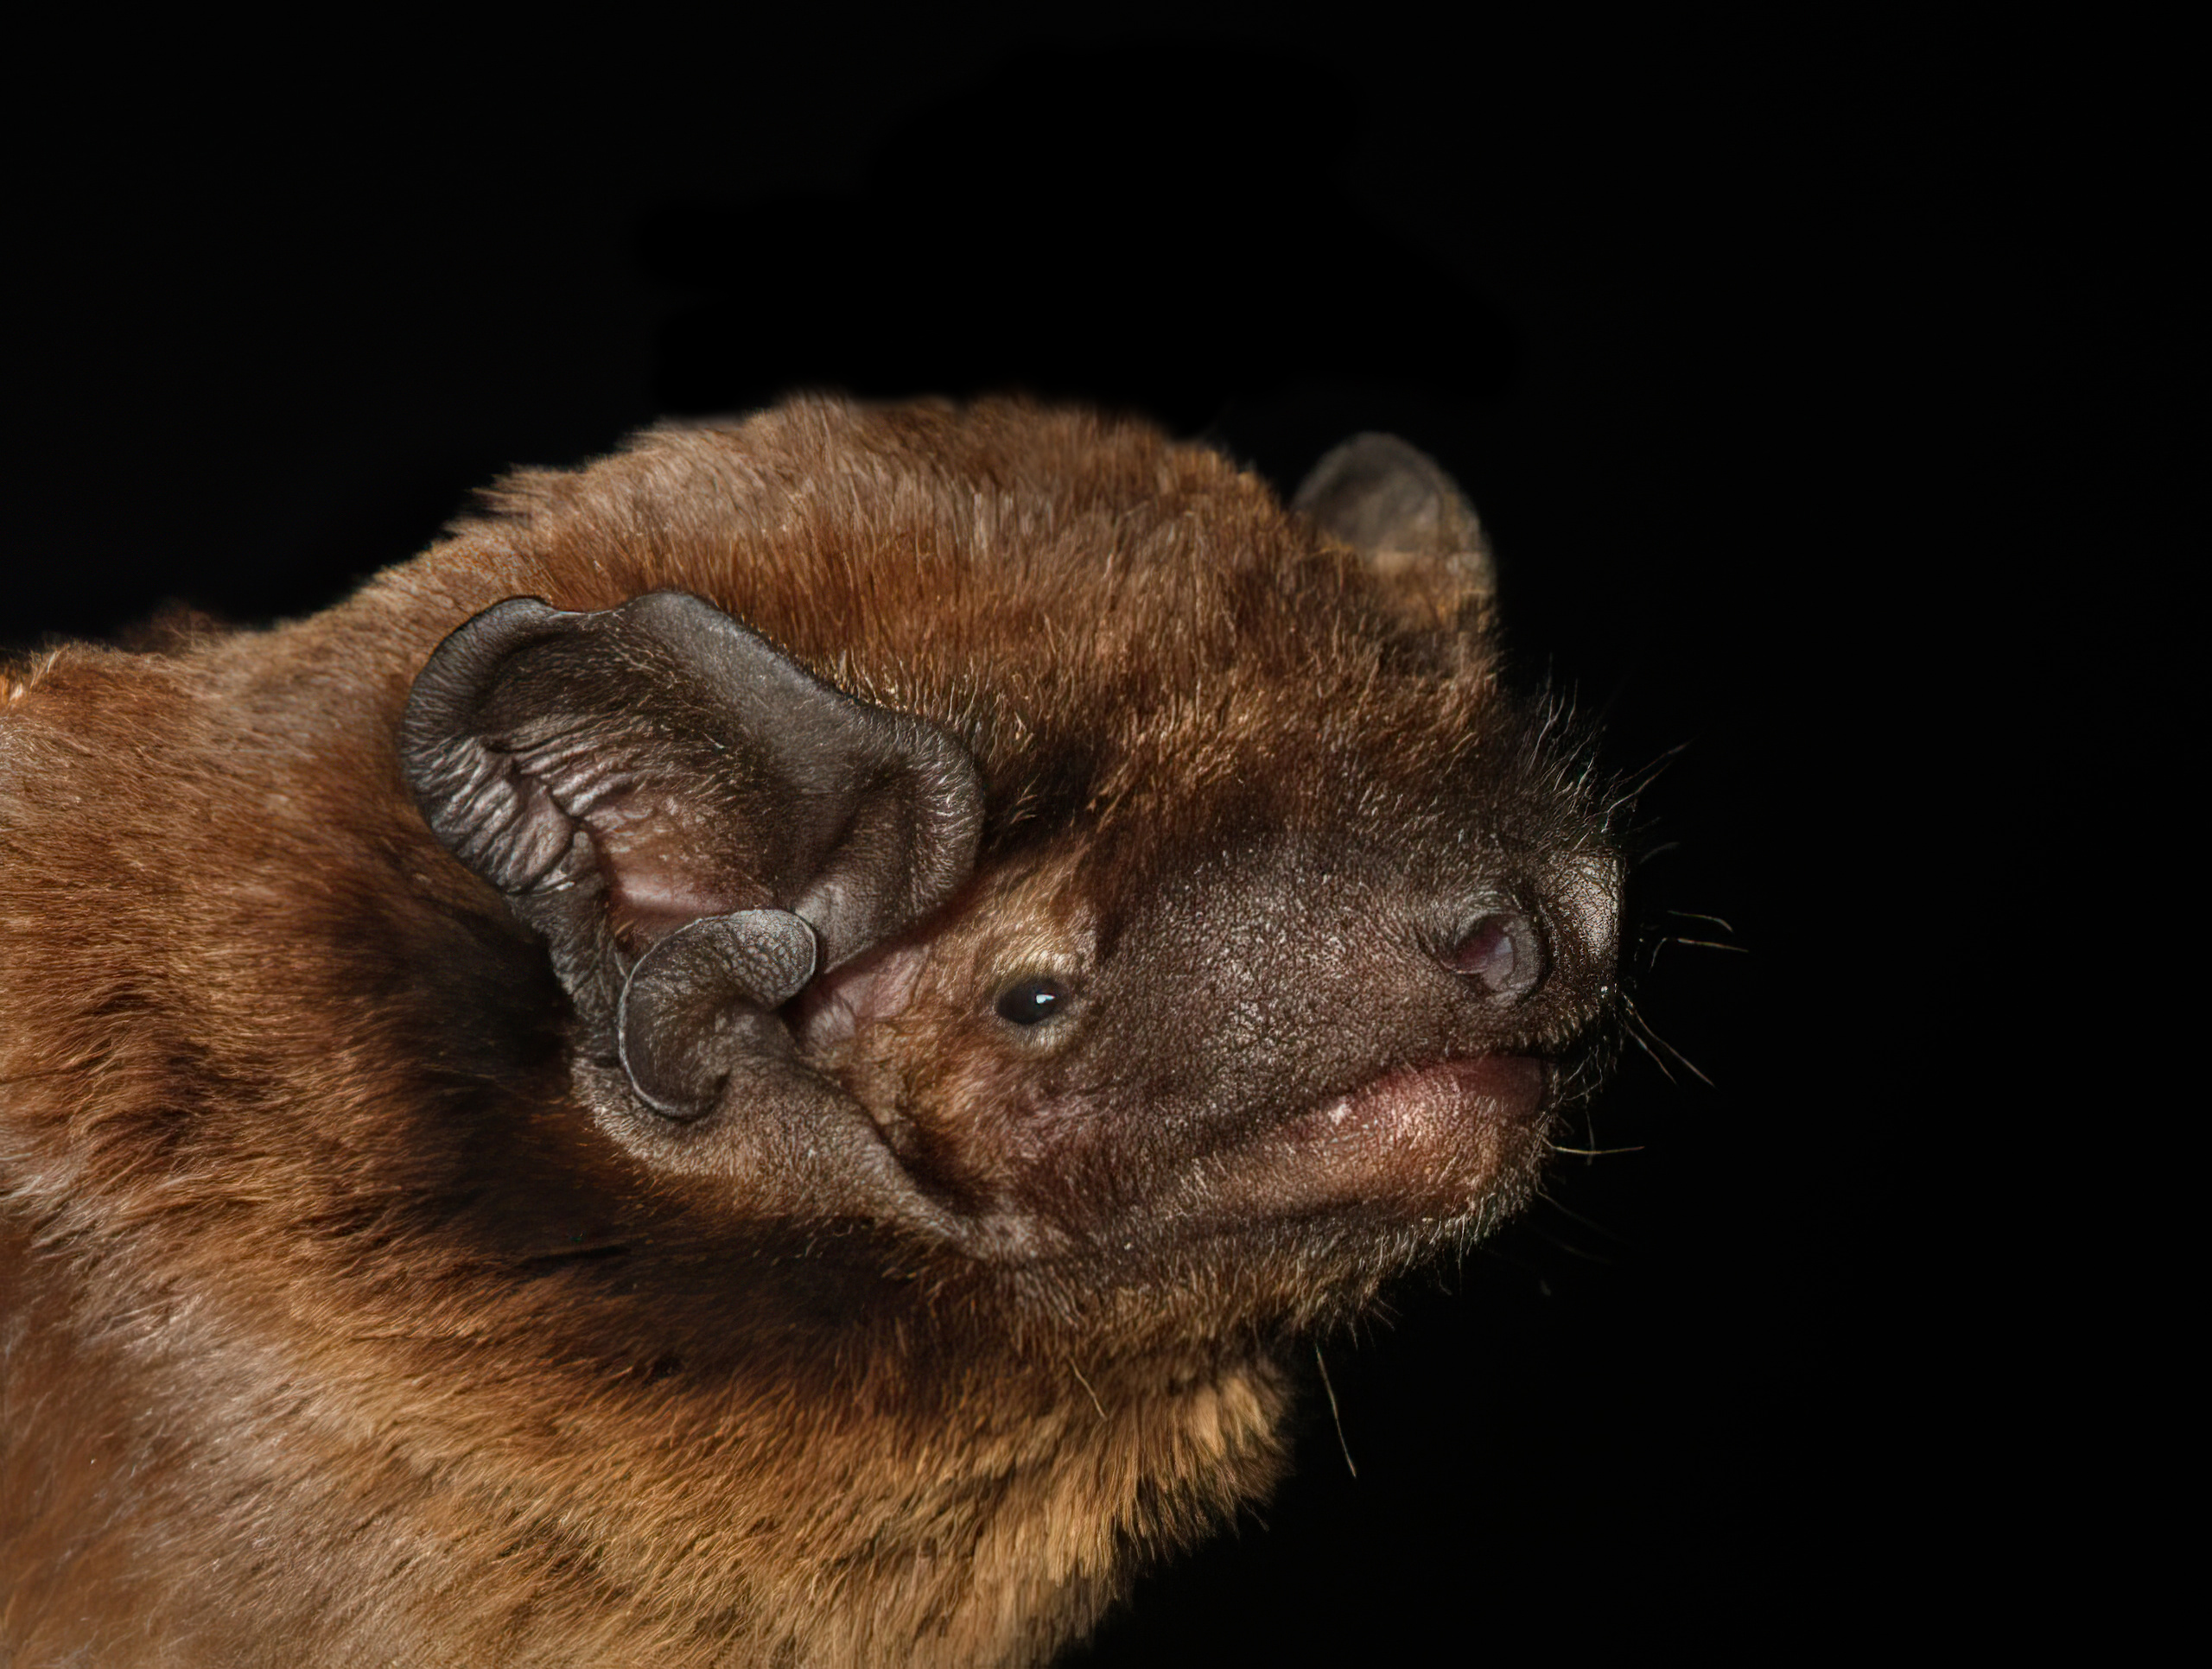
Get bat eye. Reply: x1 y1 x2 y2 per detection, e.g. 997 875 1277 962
994 975 1070 1026
1446 911 1545 999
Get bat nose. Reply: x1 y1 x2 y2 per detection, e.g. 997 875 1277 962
1417 854 1617 1043
1439 909 1546 1001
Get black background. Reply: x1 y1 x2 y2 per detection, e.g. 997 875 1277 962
6 12 2025 1659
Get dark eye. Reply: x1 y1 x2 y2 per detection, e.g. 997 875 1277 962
994 975 1070 1026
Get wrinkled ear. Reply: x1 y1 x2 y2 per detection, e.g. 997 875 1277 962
401 591 982 1117
1293 434 1495 628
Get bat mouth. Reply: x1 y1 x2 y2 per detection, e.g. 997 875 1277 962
1192 1055 1553 1227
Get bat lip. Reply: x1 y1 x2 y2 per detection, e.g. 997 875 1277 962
913 1054 1561 1261
1186 1054 1554 1228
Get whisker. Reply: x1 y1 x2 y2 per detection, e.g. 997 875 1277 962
1620 993 1714 1087
1620 1014 1680 1084
1313 1344 1357 1480
1605 741 1689 820
1663 909 1738 934
1647 931 1749 968
1548 1143 1646 1157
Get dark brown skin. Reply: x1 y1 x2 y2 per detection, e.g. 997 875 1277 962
0 397 1619 1666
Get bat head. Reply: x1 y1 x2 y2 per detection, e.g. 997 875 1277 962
398 408 1619 1349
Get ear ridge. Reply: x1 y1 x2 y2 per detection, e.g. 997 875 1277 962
1292 433 1496 625
400 590 983 1076
400 597 588 896
618 911 818 1120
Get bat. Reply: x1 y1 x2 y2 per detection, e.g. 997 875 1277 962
0 396 1619 1665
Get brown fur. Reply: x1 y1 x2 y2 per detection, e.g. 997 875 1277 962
0 397 1618 1665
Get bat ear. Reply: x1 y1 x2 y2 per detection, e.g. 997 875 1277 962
1293 434 1496 626
401 591 982 1114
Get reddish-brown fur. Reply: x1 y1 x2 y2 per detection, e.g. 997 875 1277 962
1 397 1618 1665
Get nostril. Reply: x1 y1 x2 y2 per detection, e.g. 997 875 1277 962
1443 911 1545 1000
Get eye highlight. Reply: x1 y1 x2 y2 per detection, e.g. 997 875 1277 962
994 975 1071 1026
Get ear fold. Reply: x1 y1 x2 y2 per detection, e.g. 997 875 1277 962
617 910 816 1119
401 591 982 1118
1292 434 1495 627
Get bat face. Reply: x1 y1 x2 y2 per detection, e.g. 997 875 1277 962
785 726 1616 1293
0 397 1618 1666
